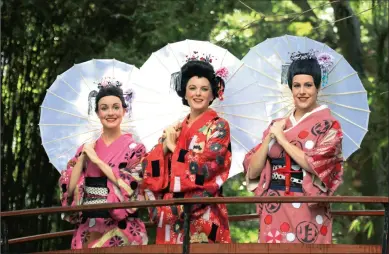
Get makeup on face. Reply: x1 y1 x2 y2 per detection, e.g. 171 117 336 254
97 96 125 129
185 76 214 113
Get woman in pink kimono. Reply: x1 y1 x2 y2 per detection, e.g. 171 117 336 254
243 52 343 244
59 81 148 248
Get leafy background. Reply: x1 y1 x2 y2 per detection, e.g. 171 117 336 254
1 0 388 252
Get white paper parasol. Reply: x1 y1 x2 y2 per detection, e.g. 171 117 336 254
242 34 370 160
39 59 143 172
137 39 270 178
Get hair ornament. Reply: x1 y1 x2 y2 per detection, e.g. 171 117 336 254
215 67 229 79
217 81 225 101
123 88 135 114
289 49 334 87
170 71 182 92
185 51 216 64
96 77 122 90
290 49 318 62
215 67 228 101
316 52 334 87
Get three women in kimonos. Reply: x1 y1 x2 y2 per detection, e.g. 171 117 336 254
59 50 344 249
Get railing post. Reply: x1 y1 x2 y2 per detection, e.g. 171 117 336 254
182 204 192 254
382 203 389 254
1 220 9 254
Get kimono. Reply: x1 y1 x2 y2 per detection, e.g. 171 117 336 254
59 134 148 249
142 109 232 244
243 105 343 244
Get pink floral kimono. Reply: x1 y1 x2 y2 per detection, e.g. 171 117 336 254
142 109 232 244
243 105 343 244
59 134 148 249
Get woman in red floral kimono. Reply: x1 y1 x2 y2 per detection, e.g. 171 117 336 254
142 60 232 244
59 82 148 248
243 52 343 244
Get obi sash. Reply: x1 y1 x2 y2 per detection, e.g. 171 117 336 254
82 176 138 219
269 154 303 194
82 177 110 218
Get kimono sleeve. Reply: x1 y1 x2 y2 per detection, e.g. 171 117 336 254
304 120 344 192
176 118 231 195
59 145 84 207
107 142 146 220
242 121 273 192
58 145 85 224
141 143 170 193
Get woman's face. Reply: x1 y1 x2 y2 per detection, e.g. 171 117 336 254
96 96 125 129
185 76 214 113
291 74 319 112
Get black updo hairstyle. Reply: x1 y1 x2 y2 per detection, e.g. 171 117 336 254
287 56 322 90
95 85 127 113
172 60 225 106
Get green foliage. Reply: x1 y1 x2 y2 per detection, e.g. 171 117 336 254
1 0 388 251
224 174 257 242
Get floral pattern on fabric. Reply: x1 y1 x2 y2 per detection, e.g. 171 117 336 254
142 110 232 244
58 134 148 249
243 106 343 244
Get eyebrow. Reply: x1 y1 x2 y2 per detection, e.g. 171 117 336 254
99 103 121 106
293 82 313 84
188 84 210 88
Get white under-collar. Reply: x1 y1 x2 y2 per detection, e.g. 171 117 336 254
289 104 328 127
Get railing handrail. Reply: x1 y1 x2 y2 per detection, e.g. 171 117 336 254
1 196 388 218
6 210 386 245
2 196 388 254
38 243 384 254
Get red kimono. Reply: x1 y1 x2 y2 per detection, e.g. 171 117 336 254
142 109 232 244
243 105 343 244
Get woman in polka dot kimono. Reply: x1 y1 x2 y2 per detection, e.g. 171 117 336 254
142 60 232 244
243 53 343 244
59 84 148 248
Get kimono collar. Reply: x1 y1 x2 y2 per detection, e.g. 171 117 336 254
289 104 328 127
184 109 218 127
178 109 218 149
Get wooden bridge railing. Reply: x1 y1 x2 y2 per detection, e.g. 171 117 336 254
1 196 389 254
4 210 386 245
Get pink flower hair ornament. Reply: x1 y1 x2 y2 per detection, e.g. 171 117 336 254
316 52 334 71
215 67 229 79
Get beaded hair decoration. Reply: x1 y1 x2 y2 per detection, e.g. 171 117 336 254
97 77 122 89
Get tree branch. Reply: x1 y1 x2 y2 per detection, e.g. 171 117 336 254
291 0 318 20
330 0 366 78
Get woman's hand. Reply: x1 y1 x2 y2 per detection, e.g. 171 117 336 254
162 122 182 154
82 142 101 164
165 126 178 152
270 119 287 142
